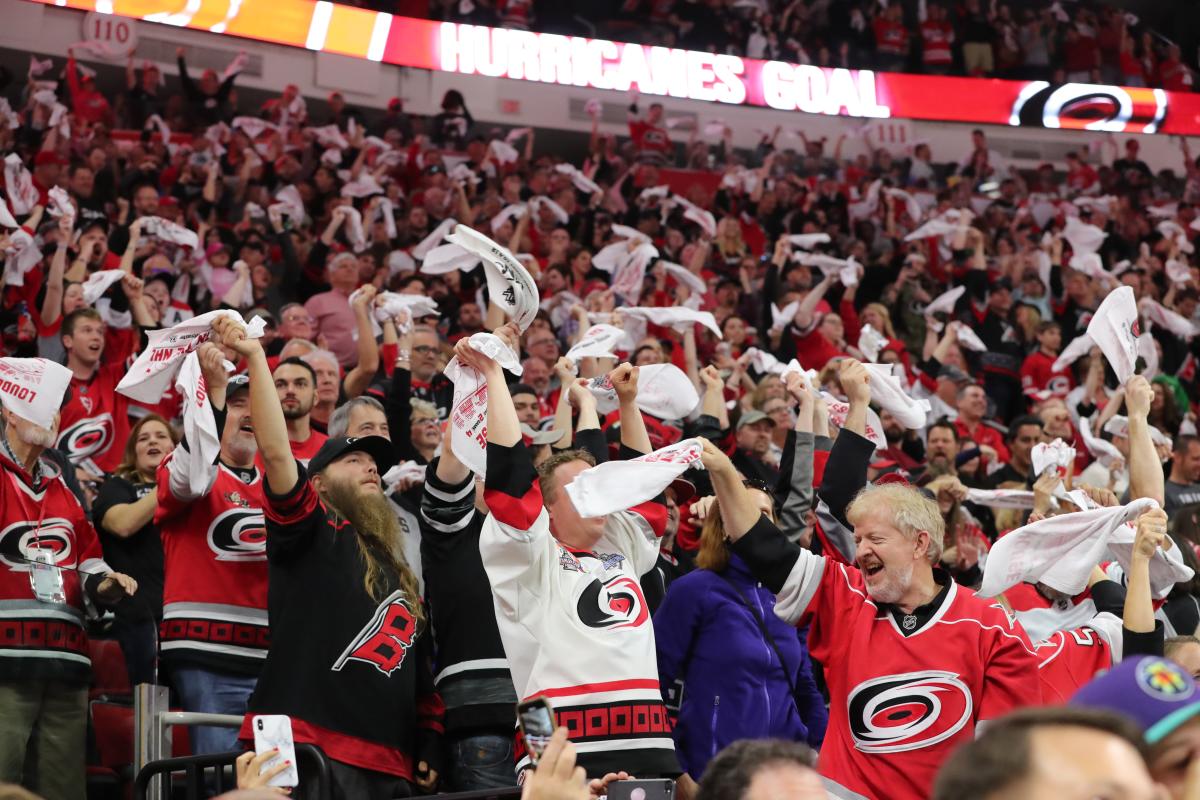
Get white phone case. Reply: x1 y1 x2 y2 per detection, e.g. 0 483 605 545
251 714 300 788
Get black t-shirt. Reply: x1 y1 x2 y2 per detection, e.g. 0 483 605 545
93 476 164 622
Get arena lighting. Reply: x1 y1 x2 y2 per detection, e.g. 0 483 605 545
25 0 1200 134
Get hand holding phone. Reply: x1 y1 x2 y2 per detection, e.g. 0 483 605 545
516 696 556 765
251 715 299 788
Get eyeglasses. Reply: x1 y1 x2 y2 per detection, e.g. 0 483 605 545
412 345 437 355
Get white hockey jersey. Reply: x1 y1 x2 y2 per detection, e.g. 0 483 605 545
479 442 680 778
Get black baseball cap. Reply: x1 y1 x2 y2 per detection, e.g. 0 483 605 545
308 435 398 475
227 374 251 398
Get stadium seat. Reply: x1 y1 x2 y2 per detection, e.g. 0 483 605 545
88 638 132 700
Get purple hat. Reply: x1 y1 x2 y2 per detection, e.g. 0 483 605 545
1071 656 1200 744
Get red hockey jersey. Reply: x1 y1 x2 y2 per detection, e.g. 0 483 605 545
732 517 1040 800
155 450 270 675
0 449 111 684
57 361 131 474
1020 350 1075 400
1035 613 1123 704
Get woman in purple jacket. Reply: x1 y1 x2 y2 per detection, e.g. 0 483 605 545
653 484 828 779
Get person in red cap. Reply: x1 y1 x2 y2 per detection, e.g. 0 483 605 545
31 151 64 205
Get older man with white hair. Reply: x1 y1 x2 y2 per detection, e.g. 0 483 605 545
699 358 1040 800
304 251 361 368
0 358 137 799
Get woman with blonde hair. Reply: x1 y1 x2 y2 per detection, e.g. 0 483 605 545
93 414 180 684
860 302 912 373
653 483 827 779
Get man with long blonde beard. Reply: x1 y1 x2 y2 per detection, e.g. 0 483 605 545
702 359 1040 800
212 317 443 800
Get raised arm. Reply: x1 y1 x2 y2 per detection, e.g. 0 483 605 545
343 286 380 398
611 363 651 455
793 273 836 331
1125 375 1165 506
213 315 298 494
699 438 765 540
1124 507 1168 640
40 215 72 327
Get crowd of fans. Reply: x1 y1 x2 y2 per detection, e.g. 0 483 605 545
5 35 1200 800
441 0 1197 88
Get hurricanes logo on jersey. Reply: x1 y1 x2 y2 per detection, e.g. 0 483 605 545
332 590 417 676
206 508 267 562
0 519 74 571
577 575 648 630
57 414 114 462
847 670 973 753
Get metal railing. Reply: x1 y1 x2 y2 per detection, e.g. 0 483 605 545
134 744 332 800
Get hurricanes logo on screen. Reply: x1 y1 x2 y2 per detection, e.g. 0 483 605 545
57 414 114 462
847 671 973 753
0 519 74 570
1009 82 1167 134
207 508 267 562
577 575 648 630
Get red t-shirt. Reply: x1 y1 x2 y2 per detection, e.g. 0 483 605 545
1020 350 1075 399
954 418 1011 464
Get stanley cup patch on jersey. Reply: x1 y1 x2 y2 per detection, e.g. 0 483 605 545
332 590 417 676
846 670 974 753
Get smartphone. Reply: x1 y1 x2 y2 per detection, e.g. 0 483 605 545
251 714 300 788
606 778 676 800
516 697 556 765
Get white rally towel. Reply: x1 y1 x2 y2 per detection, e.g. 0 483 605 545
858 324 888 362
744 348 787 376
446 225 540 331
412 218 457 261
1053 333 1094 372
1079 415 1124 469
1107 524 1195 600
565 438 704 518
308 125 349 149
770 301 801 333
272 185 306 224
565 324 624 363
340 206 367 253
173 352 224 497
81 270 127 305
1138 332 1159 380
2 228 42 287
953 323 988 353
584 374 621 416
554 163 601 195
864 363 929 429
787 233 832 250
489 203 527 234
671 194 717 237
421 243 481 275
0 358 72 430
1031 438 1076 478
793 252 861 287
923 285 966 331
622 306 722 338
632 363 700 420
1166 259 1192 285
1140 297 1198 340
443 332 523 476
231 116 279 139
611 242 658 302
382 461 428 495
821 392 887 449
141 217 200 250
659 261 707 294
4 154 40 215
1086 285 1140 383
117 310 266 404
488 139 519 165
1064 215 1108 267
979 497 1159 598
964 488 1036 509
47 186 75 220
904 210 964 242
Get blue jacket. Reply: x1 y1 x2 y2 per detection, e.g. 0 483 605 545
653 553 828 778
